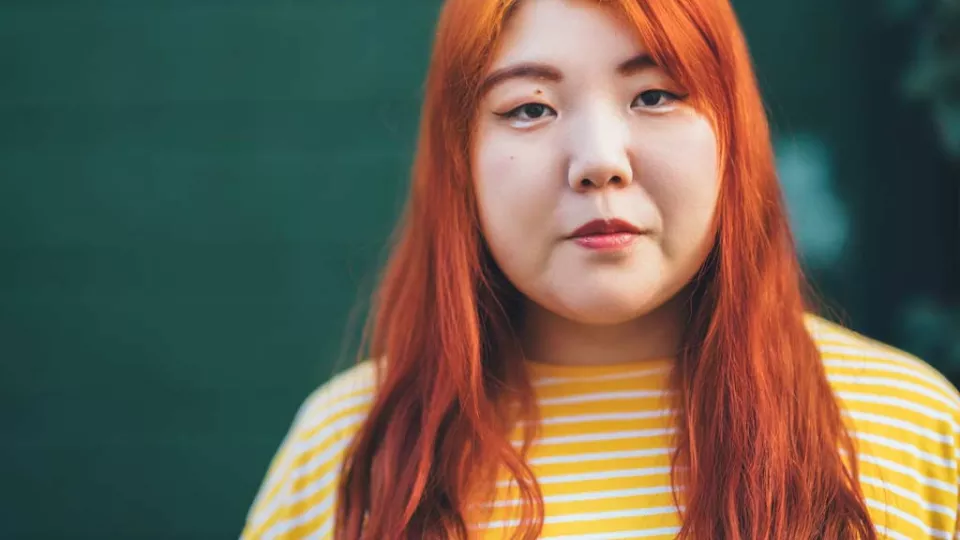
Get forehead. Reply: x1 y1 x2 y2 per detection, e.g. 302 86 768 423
490 0 645 70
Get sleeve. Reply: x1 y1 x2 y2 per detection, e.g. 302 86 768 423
240 361 377 540
240 388 343 540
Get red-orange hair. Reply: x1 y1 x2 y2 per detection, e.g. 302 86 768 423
335 0 876 538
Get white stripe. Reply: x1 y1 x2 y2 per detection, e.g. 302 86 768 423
813 330 878 349
263 492 335 540
836 392 960 434
252 467 339 527
255 406 369 503
821 344 960 406
853 431 955 469
251 436 351 527
529 447 673 466
874 525 914 540
515 427 677 447
303 517 333 540
533 409 675 426
298 396 373 438
499 466 674 487
299 380 374 424
843 410 954 445
292 411 368 456
320 365 377 402
859 475 955 517
474 505 681 529
533 365 671 387
866 497 952 539
542 526 682 539
830 374 959 412
825 358 960 404
539 390 671 406
289 469 339 505
484 485 677 508
810 326 885 350
819 342 912 366
852 452 958 495
290 438 352 482
248 396 354 517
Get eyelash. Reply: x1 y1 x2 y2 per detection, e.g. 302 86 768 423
497 89 685 122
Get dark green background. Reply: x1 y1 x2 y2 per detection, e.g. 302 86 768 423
2 0 957 538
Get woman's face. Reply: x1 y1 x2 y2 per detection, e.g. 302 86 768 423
472 0 720 326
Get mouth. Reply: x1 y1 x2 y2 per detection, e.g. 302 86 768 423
567 218 646 251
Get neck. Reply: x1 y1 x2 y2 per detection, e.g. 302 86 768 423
518 292 689 367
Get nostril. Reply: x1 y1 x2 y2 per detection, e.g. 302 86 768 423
579 178 592 188
610 176 622 185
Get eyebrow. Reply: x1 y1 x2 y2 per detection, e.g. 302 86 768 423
616 53 657 76
479 53 657 95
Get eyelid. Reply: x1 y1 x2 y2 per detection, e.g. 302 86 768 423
631 88 687 108
490 103 557 130
498 102 556 117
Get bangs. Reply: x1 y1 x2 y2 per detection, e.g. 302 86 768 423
613 0 727 119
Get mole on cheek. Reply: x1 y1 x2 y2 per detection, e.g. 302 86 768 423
534 89 543 95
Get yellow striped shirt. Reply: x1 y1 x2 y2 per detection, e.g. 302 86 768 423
241 315 960 539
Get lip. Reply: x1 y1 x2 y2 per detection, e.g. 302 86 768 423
568 218 645 251
569 218 643 238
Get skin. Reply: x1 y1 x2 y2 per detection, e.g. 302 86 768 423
471 0 721 367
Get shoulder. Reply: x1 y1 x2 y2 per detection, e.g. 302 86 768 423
806 314 960 535
240 360 378 539
805 313 960 414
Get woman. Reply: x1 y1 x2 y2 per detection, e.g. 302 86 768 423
241 0 960 538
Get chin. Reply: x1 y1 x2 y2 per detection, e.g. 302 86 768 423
549 288 663 326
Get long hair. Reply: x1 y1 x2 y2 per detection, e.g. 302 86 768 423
335 0 876 538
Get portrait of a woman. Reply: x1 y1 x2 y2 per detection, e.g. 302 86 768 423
240 0 960 538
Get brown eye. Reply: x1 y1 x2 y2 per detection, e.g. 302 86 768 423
519 104 547 118
633 90 681 108
501 102 556 121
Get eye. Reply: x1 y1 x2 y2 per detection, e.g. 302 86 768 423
632 89 683 108
498 102 557 123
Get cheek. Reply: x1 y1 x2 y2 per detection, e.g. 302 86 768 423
638 119 720 254
474 153 520 215
472 132 562 281
473 136 558 242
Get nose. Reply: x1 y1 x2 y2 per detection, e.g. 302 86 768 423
566 103 633 192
